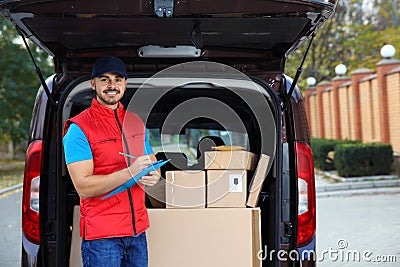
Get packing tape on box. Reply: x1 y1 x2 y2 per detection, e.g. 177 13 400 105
170 171 175 204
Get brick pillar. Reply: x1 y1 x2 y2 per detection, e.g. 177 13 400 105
316 81 332 139
331 76 350 140
304 86 316 136
376 58 400 143
350 68 374 140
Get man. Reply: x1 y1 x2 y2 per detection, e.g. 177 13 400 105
63 56 159 267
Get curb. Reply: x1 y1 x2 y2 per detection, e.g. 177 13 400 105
316 169 400 197
317 187 400 198
316 171 400 198
318 171 398 183
0 183 23 196
316 179 400 193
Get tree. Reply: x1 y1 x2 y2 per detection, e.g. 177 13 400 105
285 0 353 85
370 0 399 29
0 16 53 158
285 0 400 89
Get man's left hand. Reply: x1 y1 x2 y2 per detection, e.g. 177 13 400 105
139 171 160 186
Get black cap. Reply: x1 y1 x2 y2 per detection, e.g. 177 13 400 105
91 56 128 79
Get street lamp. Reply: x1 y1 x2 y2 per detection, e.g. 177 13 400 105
306 77 317 87
335 64 347 76
380 44 396 59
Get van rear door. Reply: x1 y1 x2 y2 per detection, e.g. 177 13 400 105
0 0 337 77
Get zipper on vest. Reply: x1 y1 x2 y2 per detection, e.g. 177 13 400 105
127 191 138 235
114 109 137 236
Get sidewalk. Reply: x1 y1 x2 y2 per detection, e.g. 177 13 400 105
0 183 22 196
315 170 400 198
1 165 400 197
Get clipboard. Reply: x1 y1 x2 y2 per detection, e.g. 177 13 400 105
102 159 170 200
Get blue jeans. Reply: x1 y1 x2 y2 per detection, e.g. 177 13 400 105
81 232 148 267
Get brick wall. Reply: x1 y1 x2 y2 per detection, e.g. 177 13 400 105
387 70 400 152
360 79 373 142
338 86 351 139
305 60 400 153
322 89 334 139
329 89 337 139
348 84 358 140
371 78 381 142
309 93 320 138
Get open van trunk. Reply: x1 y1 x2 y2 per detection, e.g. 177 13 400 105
1 0 336 75
56 62 281 266
0 0 337 266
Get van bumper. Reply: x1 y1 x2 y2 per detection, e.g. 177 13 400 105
21 233 39 267
298 236 316 266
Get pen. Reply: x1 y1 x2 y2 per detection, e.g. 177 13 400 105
119 152 137 159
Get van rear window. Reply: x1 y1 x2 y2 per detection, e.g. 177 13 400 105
148 128 248 165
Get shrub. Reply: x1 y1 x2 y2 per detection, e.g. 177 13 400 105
334 143 393 177
311 138 336 171
311 138 360 171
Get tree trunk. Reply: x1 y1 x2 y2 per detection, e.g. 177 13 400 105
7 140 14 160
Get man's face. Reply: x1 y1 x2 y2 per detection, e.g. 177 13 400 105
91 72 127 109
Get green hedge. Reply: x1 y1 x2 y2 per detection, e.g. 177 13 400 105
334 143 393 177
311 138 360 171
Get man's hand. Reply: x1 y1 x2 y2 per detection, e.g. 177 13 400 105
139 171 160 186
127 154 161 186
127 155 153 178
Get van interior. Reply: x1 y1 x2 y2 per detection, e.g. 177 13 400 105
60 71 278 265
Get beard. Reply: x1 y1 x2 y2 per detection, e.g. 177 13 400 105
96 89 122 106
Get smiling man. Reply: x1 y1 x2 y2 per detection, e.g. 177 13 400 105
91 57 127 108
62 56 159 267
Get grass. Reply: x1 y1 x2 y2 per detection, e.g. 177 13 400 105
0 161 24 190
0 172 24 189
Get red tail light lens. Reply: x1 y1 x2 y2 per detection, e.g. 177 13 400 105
22 140 43 244
296 142 316 247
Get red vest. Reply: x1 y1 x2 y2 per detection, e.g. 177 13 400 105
63 99 150 240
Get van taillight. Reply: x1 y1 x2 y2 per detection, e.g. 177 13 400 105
295 142 316 247
22 140 43 244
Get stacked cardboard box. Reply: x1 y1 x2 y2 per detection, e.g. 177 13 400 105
70 207 264 267
246 154 271 207
69 149 270 267
147 208 261 267
165 170 205 208
146 148 270 267
164 168 249 208
204 149 258 208
163 149 263 208
207 169 247 207
204 149 258 170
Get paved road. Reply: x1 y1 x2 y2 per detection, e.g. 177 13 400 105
0 190 22 267
317 193 400 266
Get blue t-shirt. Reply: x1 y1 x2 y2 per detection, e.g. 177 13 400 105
63 123 153 164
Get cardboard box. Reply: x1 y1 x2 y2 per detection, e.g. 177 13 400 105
147 208 261 267
246 154 271 207
207 170 247 208
204 150 258 170
145 178 166 208
69 206 82 267
165 170 205 208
